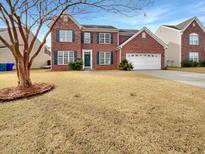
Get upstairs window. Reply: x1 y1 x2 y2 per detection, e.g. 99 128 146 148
84 32 91 44
189 33 199 45
59 30 73 42
189 52 199 62
58 51 75 65
99 52 111 65
99 33 111 44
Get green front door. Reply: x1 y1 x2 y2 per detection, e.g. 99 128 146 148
84 52 91 67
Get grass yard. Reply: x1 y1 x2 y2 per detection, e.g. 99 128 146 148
168 67 205 73
0 70 205 154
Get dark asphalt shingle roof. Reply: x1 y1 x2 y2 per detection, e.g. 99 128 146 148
82 25 118 29
163 17 197 30
119 29 139 36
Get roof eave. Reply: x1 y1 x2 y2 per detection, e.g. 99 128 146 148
81 27 119 32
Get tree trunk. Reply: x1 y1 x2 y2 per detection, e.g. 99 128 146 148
16 59 32 88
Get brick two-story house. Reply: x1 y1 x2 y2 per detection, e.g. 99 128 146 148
156 17 205 67
51 14 167 70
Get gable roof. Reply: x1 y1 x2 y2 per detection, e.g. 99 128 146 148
119 29 139 36
48 13 82 29
163 17 205 32
119 27 167 49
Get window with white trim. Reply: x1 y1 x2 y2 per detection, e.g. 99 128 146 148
189 33 199 45
189 52 199 62
84 32 91 43
99 52 111 65
59 30 72 42
99 33 111 44
58 51 75 65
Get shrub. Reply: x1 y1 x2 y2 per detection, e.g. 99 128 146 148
192 61 199 67
69 59 83 70
200 60 205 67
181 60 199 67
162 65 168 70
119 59 133 71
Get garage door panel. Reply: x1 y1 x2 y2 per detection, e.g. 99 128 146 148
126 53 161 70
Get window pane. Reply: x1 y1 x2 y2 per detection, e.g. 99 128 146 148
189 52 199 62
66 31 72 42
58 51 64 65
58 58 63 64
105 33 110 39
64 51 68 64
99 52 105 64
105 38 110 43
99 33 111 44
69 51 75 62
84 32 91 43
59 30 72 42
99 33 104 44
189 34 199 45
105 52 111 64
58 51 63 57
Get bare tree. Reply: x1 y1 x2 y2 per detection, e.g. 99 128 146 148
0 0 151 89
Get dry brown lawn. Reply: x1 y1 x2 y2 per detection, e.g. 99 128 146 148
168 67 205 73
0 70 205 154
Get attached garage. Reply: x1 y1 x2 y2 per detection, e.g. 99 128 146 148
119 27 167 70
126 53 161 70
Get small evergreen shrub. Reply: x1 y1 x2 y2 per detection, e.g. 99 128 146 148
69 59 83 70
181 60 198 67
119 59 133 71
192 61 199 67
162 65 168 70
200 60 205 67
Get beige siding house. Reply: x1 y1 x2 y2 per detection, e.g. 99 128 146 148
0 28 50 69
156 17 205 67
155 26 182 66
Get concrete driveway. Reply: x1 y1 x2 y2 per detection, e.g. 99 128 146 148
138 70 205 88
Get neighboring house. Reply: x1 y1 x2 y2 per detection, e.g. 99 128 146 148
156 17 205 67
51 14 167 70
0 28 50 69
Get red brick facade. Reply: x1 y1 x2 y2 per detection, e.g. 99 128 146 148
51 15 165 70
181 21 205 62
51 16 82 71
82 31 119 70
51 16 119 71
120 31 165 68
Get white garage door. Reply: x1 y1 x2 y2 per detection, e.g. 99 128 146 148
126 53 161 70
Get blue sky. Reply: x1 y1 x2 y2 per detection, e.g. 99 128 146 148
45 0 205 46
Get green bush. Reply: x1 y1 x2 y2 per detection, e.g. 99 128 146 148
119 59 133 71
181 60 199 67
200 60 205 67
69 59 83 70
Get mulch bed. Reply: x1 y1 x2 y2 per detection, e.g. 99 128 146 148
0 83 54 102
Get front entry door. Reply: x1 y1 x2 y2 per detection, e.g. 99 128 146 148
84 52 91 68
84 52 91 67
